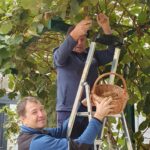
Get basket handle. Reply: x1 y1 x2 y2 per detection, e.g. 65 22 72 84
92 72 127 93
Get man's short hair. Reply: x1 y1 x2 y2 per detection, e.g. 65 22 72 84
66 25 75 37
17 96 40 117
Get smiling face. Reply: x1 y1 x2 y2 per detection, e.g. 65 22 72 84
73 35 87 53
20 101 47 129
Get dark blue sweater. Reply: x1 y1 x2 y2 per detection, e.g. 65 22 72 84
20 118 102 150
53 35 114 111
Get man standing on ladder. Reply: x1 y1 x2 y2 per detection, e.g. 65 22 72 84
53 13 115 127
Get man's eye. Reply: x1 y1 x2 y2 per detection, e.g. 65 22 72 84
40 107 45 111
32 111 37 114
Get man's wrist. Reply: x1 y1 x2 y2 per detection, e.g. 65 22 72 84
102 26 112 34
103 29 112 35
93 117 103 124
93 113 104 122
70 31 79 41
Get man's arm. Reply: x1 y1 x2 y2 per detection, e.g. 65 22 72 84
97 13 112 35
53 35 77 66
74 118 102 144
94 13 115 66
94 46 115 66
53 18 92 67
29 118 102 150
45 118 68 138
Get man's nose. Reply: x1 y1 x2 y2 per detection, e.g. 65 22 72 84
77 40 82 45
38 111 44 117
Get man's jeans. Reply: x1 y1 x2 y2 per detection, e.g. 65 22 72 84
57 111 71 127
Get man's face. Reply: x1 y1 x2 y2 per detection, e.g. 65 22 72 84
73 35 87 53
21 101 47 129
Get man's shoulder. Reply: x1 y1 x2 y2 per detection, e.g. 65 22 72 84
30 134 52 148
53 47 59 53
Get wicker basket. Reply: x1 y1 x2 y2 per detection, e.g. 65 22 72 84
91 72 128 115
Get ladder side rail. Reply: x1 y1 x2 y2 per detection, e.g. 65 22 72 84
67 42 96 138
109 47 121 84
100 47 121 140
84 82 92 121
121 112 133 150
100 47 133 150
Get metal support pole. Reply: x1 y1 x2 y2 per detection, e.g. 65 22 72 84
121 112 133 150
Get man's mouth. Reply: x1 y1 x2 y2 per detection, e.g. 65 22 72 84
38 118 46 122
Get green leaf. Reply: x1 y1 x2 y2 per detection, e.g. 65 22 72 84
0 45 6 49
9 34 23 45
138 10 148 24
137 100 144 112
0 88 6 97
37 90 48 99
143 94 150 114
134 131 142 140
0 21 12 34
8 92 17 99
0 8 5 14
117 138 125 147
139 120 149 130
141 82 150 94
122 53 133 63
27 23 39 36
0 49 10 59
142 66 150 74
8 74 15 89
70 0 80 16
20 0 42 15
23 78 36 91
89 0 99 6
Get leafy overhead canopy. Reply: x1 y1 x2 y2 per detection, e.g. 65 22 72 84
0 0 149 148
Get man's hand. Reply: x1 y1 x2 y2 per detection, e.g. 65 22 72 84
96 13 112 35
93 96 116 121
81 94 104 107
70 18 92 41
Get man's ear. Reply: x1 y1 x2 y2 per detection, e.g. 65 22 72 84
19 115 26 123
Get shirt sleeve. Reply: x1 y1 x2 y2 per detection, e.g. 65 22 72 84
46 119 69 138
94 45 115 66
53 35 77 66
74 118 102 144
30 135 68 150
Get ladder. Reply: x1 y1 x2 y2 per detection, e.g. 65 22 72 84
67 34 133 150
